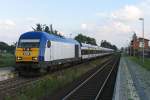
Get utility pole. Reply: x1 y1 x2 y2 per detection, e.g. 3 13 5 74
139 18 145 63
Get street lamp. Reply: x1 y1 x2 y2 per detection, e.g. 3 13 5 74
139 18 144 63
126 39 131 56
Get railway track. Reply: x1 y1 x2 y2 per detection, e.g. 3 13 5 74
62 55 120 100
0 77 41 100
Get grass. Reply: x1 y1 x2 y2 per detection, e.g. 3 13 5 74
4 57 109 100
0 53 15 67
128 56 150 70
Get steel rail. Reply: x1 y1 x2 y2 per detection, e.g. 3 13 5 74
95 57 118 100
62 58 114 100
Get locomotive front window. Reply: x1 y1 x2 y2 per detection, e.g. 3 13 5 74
18 39 40 48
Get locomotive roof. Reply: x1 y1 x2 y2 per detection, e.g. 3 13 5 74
19 31 80 45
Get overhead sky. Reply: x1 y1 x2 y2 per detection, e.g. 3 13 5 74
0 0 150 48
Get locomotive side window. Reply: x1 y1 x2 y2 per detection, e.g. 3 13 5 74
47 41 51 48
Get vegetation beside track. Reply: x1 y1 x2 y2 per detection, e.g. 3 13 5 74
128 56 150 70
0 53 15 67
5 57 110 100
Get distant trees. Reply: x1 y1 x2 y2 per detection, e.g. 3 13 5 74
0 42 16 54
0 42 9 51
32 24 63 37
75 34 118 50
9 43 16 54
100 40 117 50
74 34 97 45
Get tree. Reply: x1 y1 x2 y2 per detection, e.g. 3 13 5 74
100 40 118 50
32 23 63 38
75 34 87 43
0 42 16 54
75 34 97 45
54 30 58 35
50 24 54 34
0 42 9 50
44 26 50 33
36 23 43 31
32 23 43 31
112 45 117 50
101 40 111 48
132 32 137 40
9 42 16 54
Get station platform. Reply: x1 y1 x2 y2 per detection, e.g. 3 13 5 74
113 56 150 100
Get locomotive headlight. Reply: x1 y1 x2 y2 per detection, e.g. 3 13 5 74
17 57 22 60
32 57 38 60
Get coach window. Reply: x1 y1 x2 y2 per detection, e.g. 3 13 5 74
82 50 84 55
47 41 51 48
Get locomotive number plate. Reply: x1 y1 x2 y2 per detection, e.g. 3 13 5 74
23 51 30 56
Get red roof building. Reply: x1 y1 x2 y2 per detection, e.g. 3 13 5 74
131 34 149 49
129 33 150 56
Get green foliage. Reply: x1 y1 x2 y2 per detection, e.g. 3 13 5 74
14 67 91 100
50 24 53 34
100 40 117 50
32 24 63 37
44 26 50 33
0 42 16 54
74 34 97 45
0 53 15 67
0 42 9 50
33 23 43 31
128 56 150 70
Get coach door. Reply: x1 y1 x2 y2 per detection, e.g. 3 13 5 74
75 45 79 58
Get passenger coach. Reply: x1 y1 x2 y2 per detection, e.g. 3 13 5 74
81 43 113 60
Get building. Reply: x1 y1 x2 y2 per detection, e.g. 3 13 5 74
130 33 150 57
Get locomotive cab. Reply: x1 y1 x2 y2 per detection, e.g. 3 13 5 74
15 38 43 74
16 39 40 62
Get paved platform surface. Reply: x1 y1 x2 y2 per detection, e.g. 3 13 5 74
113 56 150 100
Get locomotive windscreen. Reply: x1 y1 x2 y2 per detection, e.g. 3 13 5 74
18 39 40 48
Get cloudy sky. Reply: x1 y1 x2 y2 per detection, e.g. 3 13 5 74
0 0 150 48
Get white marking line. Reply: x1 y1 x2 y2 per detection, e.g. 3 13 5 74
95 58 117 100
62 59 112 100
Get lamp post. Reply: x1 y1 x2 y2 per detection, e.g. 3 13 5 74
139 18 144 63
127 39 131 56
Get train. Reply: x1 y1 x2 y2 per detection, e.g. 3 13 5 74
15 31 114 75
